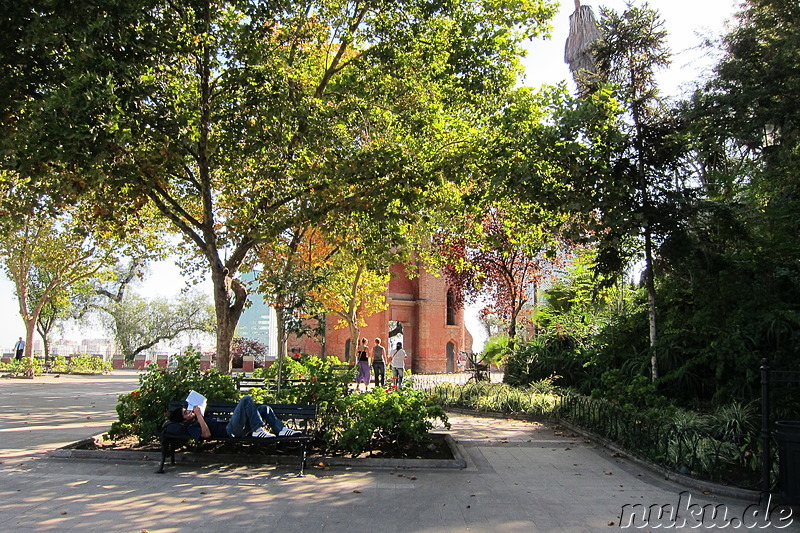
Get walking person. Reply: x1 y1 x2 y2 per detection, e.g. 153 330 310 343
390 341 408 388
355 337 371 391
371 338 386 388
13 337 25 361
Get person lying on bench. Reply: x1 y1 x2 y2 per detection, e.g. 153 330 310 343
170 395 300 439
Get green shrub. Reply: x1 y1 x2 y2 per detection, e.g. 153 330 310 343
592 369 672 412
108 348 239 443
250 355 353 408
430 379 559 418
50 356 69 373
51 354 111 374
0 357 43 376
326 387 450 456
503 334 597 393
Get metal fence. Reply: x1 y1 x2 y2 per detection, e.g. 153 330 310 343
408 371 504 390
416 373 766 491
555 393 763 490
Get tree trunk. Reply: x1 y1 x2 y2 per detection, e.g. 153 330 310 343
41 336 50 363
348 321 360 363
632 89 658 382
212 266 247 374
507 311 518 353
344 263 364 363
643 227 658 381
274 305 289 391
36 319 53 363
24 317 36 377
275 307 288 362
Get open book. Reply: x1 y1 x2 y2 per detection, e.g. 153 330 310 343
185 390 207 415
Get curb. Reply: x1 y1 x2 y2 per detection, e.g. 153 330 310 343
47 433 467 471
309 435 466 470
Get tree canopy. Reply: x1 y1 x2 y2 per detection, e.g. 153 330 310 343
2 0 556 372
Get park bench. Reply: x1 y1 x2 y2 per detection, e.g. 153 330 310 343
158 400 317 475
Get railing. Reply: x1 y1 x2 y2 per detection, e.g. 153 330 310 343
409 371 504 391
555 393 762 489
761 359 800 494
421 374 766 491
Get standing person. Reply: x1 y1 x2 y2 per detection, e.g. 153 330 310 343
355 337 371 391
371 338 386 388
169 395 299 439
14 337 25 361
390 341 408 388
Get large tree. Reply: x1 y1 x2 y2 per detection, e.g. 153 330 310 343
97 291 214 362
88 259 214 361
435 206 572 352
3 0 556 373
251 225 330 362
496 6 679 380
30 268 93 362
0 210 118 373
590 3 677 381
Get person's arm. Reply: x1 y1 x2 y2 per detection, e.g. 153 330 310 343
193 406 211 439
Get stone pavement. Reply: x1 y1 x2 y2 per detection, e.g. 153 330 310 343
0 372 795 532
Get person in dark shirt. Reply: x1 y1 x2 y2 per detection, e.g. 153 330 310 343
371 338 386 388
355 337 371 391
170 395 299 439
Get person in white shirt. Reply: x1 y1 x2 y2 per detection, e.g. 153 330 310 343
14 337 25 360
390 342 408 387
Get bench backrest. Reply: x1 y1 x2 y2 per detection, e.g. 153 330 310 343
167 400 317 423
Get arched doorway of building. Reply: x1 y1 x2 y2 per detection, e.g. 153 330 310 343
388 320 404 353
446 341 455 373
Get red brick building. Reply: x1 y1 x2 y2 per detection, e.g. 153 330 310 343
293 263 472 373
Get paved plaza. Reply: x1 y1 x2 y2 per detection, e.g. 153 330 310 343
0 372 794 532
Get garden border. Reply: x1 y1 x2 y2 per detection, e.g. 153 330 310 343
48 433 467 471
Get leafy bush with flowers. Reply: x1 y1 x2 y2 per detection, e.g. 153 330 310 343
108 347 239 443
326 387 450 456
249 355 353 411
108 351 449 456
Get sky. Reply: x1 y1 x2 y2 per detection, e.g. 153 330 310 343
0 0 741 353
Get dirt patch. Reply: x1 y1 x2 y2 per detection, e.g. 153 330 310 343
78 433 455 461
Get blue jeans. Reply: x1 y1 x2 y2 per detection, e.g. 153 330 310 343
392 367 404 387
225 395 286 437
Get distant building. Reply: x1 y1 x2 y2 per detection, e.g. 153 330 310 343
292 261 472 373
236 270 277 358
